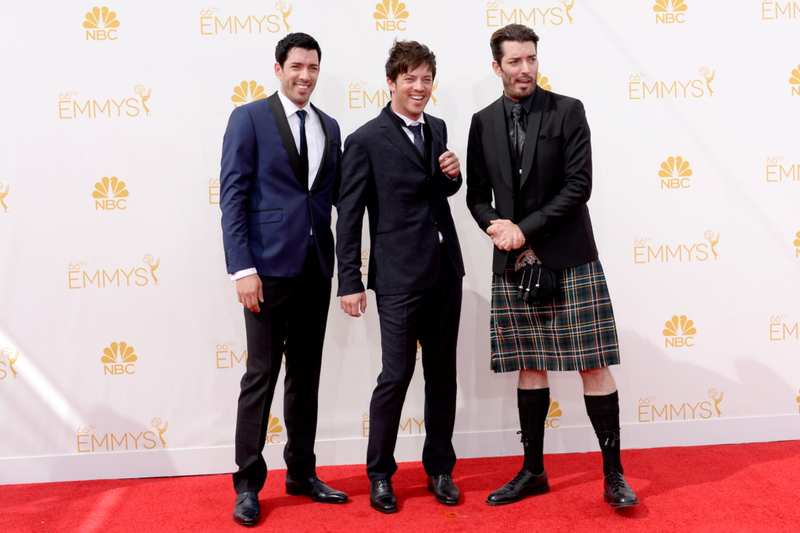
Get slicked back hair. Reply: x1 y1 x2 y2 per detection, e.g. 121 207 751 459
490 24 539 63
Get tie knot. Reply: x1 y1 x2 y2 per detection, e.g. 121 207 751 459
408 123 422 135
296 109 307 122
511 103 523 121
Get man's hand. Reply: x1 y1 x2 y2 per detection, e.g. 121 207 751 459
439 151 460 178
341 292 367 318
487 219 526 251
237 274 263 313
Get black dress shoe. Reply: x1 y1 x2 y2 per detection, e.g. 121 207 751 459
369 479 398 514
285 475 348 503
603 471 639 508
486 468 549 506
427 474 460 505
233 491 260 527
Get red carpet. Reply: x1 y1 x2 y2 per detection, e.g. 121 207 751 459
2 441 799 532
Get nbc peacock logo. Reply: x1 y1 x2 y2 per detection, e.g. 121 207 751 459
545 397 562 428
1 348 19 380
93 177 129 211
654 0 687 23
796 390 800 414
265 413 284 444
0 182 9 213
790 64 800 96
537 72 551 91
374 0 409 31
662 315 696 348
232 81 269 108
659 156 693 189
83 6 120 40
101 341 138 376
794 231 800 258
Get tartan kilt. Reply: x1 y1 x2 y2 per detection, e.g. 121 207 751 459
490 260 620 372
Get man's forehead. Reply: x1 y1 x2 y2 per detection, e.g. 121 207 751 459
501 41 537 58
286 47 319 64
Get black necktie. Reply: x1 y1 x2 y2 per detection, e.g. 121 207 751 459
297 109 309 185
510 103 525 157
408 123 424 156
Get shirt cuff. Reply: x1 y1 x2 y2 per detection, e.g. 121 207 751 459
230 268 258 282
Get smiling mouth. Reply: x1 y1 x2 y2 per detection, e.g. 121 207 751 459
410 95 426 102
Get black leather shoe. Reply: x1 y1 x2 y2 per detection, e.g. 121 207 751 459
369 479 398 514
603 471 639 508
285 475 348 503
486 468 549 506
427 474 460 505
233 491 260 527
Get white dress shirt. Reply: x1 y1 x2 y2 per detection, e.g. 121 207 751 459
231 91 326 281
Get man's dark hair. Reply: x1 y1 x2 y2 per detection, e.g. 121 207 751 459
385 40 436 82
275 32 322 68
490 24 539 63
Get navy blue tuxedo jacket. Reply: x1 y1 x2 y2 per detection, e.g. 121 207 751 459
220 92 341 278
336 104 465 297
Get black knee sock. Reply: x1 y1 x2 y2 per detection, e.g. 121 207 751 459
518 388 549 475
584 391 623 475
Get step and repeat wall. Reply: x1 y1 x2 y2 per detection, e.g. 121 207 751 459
1 1 799 485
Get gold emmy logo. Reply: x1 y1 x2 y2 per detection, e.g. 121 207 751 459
708 389 723 418
134 85 152 116
84 6 120 40
374 0 409 31
275 2 292 31
152 418 168 448
1 348 19 379
143 254 160 285
266 413 283 444
93 176 129 211
704 230 720 260
216 342 247 369
0 182 9 213
699 67 715 97
659 156 693 189
58 85 151 119
765 156 800 183
232 81 268 108
628 70 713 100
348 81 391 109
430 79 439 105
762 2 800 20
770 314 799 341
485 1 571 27
208 178 220 205
545 397 562 428
559 0 575 24
790 65 800 96
662 315 696 347
361 412 424 437
537 72 551 91
101 341 137 376
794 231 800 257
654 0 687 23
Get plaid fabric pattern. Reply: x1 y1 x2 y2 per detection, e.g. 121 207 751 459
490 261 620 372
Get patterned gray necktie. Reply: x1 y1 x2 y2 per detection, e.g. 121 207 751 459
510 103 525 156
408 123 424 156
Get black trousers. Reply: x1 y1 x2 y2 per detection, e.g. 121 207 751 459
233 246 331 494
367 245 462 481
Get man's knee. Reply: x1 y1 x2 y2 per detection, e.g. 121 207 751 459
518 370 548 390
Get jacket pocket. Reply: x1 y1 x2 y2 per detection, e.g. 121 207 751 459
247 208 282 225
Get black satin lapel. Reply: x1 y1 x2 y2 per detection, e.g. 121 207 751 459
268 92 305 188
380 109 427 171
493 99 514 191
520 88 545 188
310 103 330 192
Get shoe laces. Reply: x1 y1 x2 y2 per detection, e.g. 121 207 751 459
605 470 626 489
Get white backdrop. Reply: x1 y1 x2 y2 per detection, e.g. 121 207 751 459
1 0 799 485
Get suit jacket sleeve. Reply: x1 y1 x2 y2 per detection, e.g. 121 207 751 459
219 106 257 274
466 113 502 232
437 121 462 197
335 133 369 296
517 98 593 243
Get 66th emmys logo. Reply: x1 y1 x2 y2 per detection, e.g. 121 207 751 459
638 388 723 422
628 67 715 100
93 177 129 210
659 156 693 189
1 348 19 380
0 182 9 213
216 341 247 369
766 157 800 182
200 3 291 35
374 0 409 31
662 315 697 347
83 6 120 41
232 81 268 107
634 231 719 264
486 0 574 27
102 341 138 375
68 255 161 289
762 2 800 20
653 0 687 24
348 79 442 110
77 418 168 453
58 85 152 119
769 314 799 341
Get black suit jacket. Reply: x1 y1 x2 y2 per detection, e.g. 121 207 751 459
337 104 465 296
466 88 599 274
